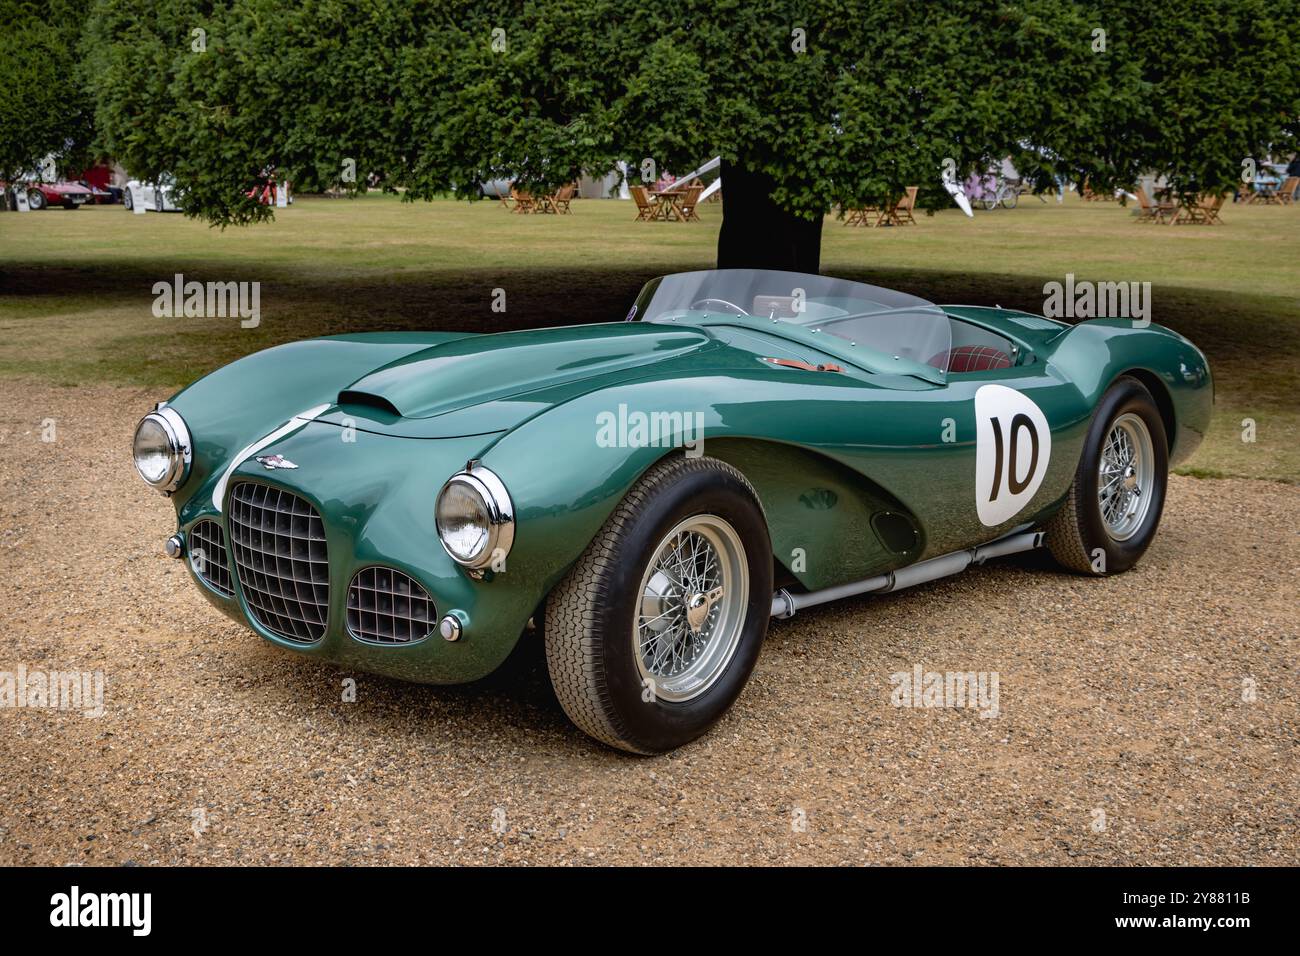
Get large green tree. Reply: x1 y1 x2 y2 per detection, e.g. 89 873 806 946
0 0 96 184
80 0 1300 269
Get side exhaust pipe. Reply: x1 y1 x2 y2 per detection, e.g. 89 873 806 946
770 530 1044 619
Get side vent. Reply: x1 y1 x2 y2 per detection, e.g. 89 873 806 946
871 511 920 555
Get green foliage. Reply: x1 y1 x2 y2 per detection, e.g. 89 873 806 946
0 0 95 181
69 0 1300 225
1044 0 1300 202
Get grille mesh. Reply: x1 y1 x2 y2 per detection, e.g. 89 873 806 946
189 519 233 597
347 567 436 644
228 482 329 643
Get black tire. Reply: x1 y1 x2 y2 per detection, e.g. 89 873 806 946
27 189 46 210
123 189 133 210
1045 376 1169 575
545 455 773 754
155 192 163 212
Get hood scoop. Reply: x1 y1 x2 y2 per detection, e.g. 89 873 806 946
338 323 713 419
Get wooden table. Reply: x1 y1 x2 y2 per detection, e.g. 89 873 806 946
648 188 687 221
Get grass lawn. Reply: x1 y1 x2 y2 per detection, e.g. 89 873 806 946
1 191 1296 481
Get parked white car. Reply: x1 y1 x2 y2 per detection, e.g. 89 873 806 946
124 176 182 212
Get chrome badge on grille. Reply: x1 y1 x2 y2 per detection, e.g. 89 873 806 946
255 454 298 470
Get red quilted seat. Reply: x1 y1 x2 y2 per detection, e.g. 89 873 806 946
928 345 1013 373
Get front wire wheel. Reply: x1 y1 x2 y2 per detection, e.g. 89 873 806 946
545 455 772 754
635 515 749 703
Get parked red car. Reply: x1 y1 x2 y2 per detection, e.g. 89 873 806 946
22 180 94 210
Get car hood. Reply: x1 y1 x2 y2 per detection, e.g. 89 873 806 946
329 323 717 431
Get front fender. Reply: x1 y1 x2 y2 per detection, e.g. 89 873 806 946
165 332 476 515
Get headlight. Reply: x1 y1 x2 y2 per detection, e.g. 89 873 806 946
435 465 515 570
132 406 191 494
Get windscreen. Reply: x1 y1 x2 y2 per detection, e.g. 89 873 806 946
632 270 951 369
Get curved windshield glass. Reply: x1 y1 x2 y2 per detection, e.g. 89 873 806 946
632 270 951 371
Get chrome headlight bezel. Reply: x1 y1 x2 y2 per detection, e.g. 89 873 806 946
435 464 515 570
132 405 192 494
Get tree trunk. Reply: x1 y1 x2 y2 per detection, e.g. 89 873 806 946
716 159 823 274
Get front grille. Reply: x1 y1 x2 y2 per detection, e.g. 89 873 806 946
347 567 436 645
228 482 330 643
189 519 233 597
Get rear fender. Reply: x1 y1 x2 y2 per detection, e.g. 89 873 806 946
1042 320 1212 465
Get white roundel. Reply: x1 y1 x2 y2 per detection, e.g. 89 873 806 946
974 384 1051 526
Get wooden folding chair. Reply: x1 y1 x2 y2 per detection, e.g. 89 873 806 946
1134 188 1176 224
550 184 576 214
676 184 703 222
886 186 918 225
630 185 658 221
497 184 515 210
1133 188 1158 222
510 188 536 214
1200 193 1226 224
1276 176 1298 205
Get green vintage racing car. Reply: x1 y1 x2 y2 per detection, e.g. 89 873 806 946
132 269 1212 753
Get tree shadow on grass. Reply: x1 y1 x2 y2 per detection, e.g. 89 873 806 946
1 260 1295 411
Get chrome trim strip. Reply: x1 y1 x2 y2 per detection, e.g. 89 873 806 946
211 404 330 512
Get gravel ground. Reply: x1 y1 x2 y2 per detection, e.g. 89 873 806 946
0 378 1295 866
